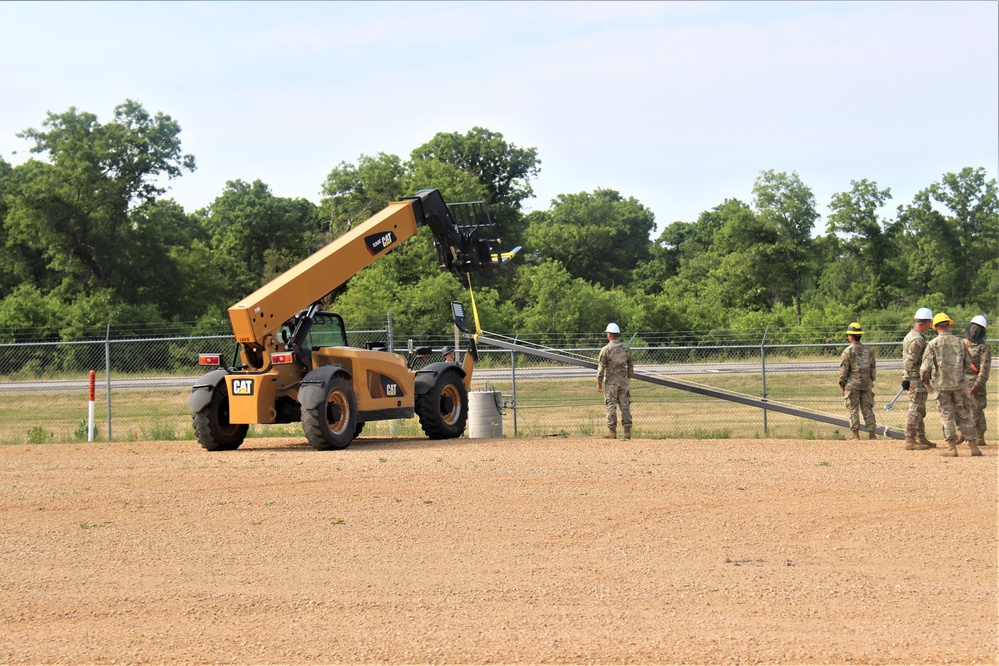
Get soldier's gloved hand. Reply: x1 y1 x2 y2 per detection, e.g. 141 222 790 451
971 384 981 395
901 380 910 391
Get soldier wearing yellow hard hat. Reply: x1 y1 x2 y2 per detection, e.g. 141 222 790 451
838 322 877 440
920 313 980 456
963 315 991 450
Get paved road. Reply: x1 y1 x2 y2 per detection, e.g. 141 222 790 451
0 360 913 393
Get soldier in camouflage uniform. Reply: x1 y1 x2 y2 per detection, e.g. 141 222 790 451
963 315 991 449
900 308 936 450
596 322 633 440
920 313 979 457
839 322 877 440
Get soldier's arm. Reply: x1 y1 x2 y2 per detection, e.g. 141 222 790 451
903 340 922 376
838 352 850 389
596 349 606 388
626 349 634 378
870 351 876 383
920 348 933 389
978 344 992 386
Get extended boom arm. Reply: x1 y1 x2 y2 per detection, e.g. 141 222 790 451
228 189 508 352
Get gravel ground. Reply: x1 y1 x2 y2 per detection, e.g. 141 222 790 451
1 435 996 665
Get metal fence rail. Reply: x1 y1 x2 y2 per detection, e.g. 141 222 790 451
0 329 994 445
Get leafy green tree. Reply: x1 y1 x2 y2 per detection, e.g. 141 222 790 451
827 179 900 309
199 179 319 304
705 198 782 311
318 152 404 241
410 127 539 255
752 170 820 324
512 259 631 341
898 167 998 310
524 189 655 289
632 205 727 296
4 100 195 297
410 127 539 208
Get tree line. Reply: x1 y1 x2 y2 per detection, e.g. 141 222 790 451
0 100 996 345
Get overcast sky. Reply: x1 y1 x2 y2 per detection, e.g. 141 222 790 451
1 1 996 234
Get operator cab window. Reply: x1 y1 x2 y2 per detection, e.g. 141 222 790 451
308 312 348 349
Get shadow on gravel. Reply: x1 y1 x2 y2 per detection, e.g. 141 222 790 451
235 436 489 453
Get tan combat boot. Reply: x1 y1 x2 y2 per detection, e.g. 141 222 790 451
940 438 959 457
850 429 860 440
917 434 937 449
977 437 987 447
868 430 877 440
954 433 965 445
623 426 631 440
603 427 617 440
904 437 929 451
968 438 982 457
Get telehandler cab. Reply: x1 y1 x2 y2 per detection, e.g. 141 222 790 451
188 189 516 451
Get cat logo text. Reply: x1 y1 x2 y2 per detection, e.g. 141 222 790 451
232 379 254 396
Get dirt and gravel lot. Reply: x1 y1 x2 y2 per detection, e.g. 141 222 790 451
0 434 995 665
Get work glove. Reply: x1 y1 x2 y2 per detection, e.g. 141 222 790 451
901 380 910 391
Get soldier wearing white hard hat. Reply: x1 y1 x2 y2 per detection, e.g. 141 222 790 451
900 308 936 450
596 322 633 440
963 315 991 449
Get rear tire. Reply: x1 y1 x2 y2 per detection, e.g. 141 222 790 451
416 368 468 439
302 376 358 450
193 388 247 451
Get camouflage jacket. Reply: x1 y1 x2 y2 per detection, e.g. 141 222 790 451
963 339 992 391
901 328 928 386
920 331 972 391
597 340 633 387
839 342 875 390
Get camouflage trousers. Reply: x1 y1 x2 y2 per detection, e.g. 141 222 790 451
844 389 876 431
905 388 928 438
934 389 977 442
964 388 988 438
604 382 632 429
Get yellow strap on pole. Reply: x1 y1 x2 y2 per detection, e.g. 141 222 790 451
466 274 482 339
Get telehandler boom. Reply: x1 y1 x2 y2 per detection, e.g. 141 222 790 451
188 189 515 451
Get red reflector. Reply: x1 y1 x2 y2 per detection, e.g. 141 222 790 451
199 354 221 366
271 352 294 364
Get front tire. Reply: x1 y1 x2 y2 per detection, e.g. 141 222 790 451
193 387 248 451
416 368 468 439
302 376 358 450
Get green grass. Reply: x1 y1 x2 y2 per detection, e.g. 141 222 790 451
0 370 986 444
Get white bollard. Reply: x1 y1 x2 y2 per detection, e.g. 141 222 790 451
87 370 96 442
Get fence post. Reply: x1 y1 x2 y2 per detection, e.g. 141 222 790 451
387 312 394 353
105 323 112 440
511 346 518 436
761 326 769 436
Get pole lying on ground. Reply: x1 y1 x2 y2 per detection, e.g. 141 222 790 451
475 333 905 439
884 387 905 411
87 370 96 442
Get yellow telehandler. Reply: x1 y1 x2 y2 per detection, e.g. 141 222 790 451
188 189 516 451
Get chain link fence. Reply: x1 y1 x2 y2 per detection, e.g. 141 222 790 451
0 322 994 446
